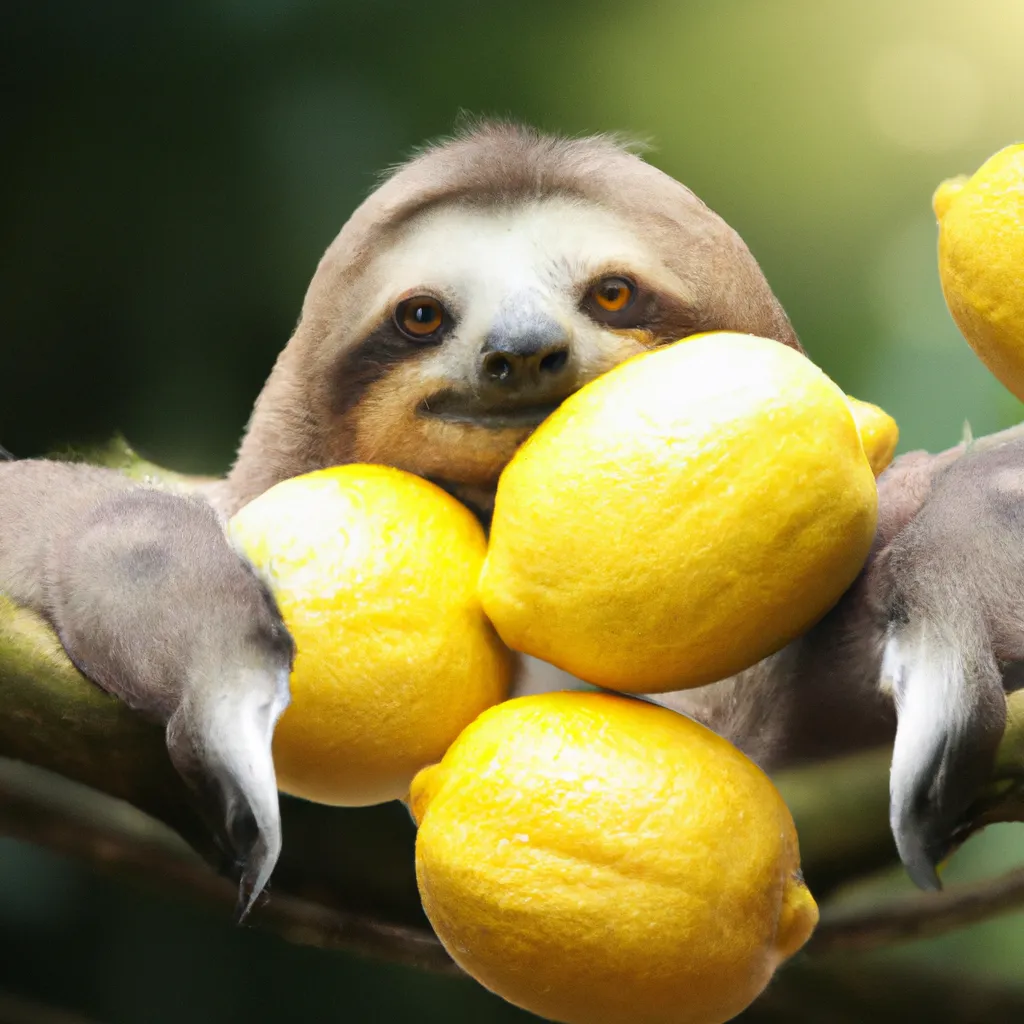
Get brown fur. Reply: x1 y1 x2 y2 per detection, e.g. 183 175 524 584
348 328 648 498
218 122 800 514
205 120 908 775
5 122 1019 893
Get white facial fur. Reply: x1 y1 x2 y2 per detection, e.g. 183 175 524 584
330 194 704 491
365 196 684 387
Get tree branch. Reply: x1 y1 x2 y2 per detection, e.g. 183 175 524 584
796 693 1024 953
736 960 1024 1023
774 747 896 895
0 597 215 857
5 435 1024 973
8 760 1024 1024
809 864 1024 954
0 757 455 974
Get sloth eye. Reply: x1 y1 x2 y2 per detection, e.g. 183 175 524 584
395 296 446 340
588 276 637 316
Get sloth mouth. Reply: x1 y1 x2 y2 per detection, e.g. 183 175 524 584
418 390 562 430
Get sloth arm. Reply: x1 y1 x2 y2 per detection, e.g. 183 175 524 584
0 458 292 916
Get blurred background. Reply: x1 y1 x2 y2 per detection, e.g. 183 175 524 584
3 0 1024 1020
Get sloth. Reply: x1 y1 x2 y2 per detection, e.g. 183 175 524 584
1 122 1018 909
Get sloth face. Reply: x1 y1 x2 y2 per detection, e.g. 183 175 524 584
330 197 708 501
227 126 798 517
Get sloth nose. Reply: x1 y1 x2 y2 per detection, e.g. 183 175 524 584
481 344 570 386
480 315 572 392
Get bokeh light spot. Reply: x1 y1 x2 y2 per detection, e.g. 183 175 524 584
865 39 984 153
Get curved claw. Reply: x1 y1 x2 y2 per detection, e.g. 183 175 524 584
167 673 290 920
868 438 1024 891
0 461 296 914
884 625 1006 891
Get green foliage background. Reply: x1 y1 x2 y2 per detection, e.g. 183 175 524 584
2 1 1024 1020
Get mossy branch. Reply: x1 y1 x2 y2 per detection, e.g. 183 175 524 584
4 436 1024 971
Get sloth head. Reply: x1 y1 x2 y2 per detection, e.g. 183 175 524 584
226 122 800 515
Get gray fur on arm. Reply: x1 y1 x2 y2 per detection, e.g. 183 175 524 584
0 459 293 916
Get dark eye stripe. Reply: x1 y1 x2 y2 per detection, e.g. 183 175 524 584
331 309 447 418
581 274 708 342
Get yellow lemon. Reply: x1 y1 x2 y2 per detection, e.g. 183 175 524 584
479 333 878 693
411 692 818 1024
229 465 513 806
935 144 1024 400
846 396 899 476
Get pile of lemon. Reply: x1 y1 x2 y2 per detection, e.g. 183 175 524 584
228 332 891 1024
227 142 1023 1024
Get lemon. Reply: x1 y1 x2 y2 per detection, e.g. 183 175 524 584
411 691 818 1024
479 333 878 693
935 144 1024 400
229 465 513 806
846 396 899 476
